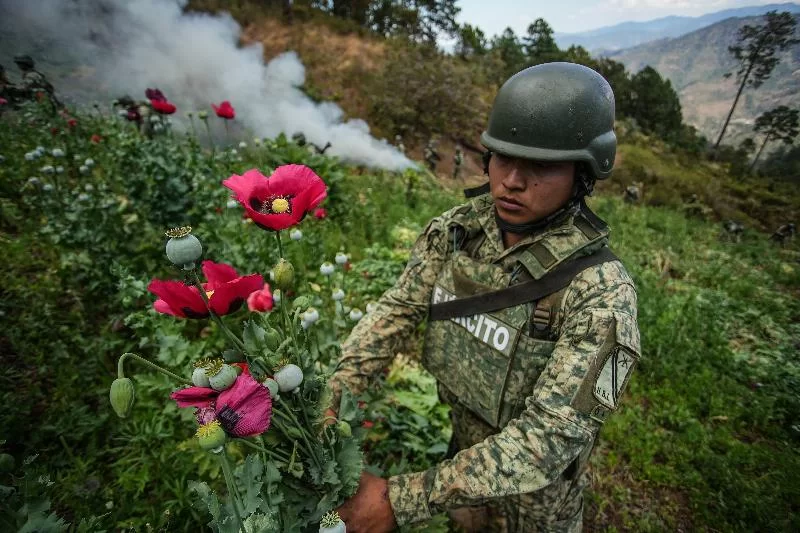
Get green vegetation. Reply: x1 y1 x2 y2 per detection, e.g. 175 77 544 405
1 94 799 531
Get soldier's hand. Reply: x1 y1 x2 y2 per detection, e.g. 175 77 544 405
336 472 397 533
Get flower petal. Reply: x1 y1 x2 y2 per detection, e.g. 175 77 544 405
171 386 218 408
153 298 183 317
269 165 327 211
148 279 207 319
216 374 272 437
202 260 240 288
209 274 265 316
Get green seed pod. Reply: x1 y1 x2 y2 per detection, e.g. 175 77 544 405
273 258 294 291
0 453 15 473
196 420 226 452
274 363 303 392
265 328 281 351
192 367 210 388
109 378 136 418
208 363 238 391
264 378 280 400
165 226 202 270
336 420 352 438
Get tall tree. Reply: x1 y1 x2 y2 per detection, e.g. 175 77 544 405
455 23 487 58
523 18 560 63
628 66 683 140
749 106 799 172
714 11 800 150
489 27 526 82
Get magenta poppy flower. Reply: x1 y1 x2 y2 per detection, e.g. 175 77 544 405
151 99 176 115
145 88 166 102
212 100 235 120
222 165 327 231
0 97 7 105
126 106 141 122
171 373 272 437
148 260 264 318
247 284 274 313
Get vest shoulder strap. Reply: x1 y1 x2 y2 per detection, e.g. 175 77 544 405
430 247 618 321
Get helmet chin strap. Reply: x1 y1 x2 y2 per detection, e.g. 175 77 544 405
495 198 581 235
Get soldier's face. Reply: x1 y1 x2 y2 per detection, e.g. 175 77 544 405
489 153 575 224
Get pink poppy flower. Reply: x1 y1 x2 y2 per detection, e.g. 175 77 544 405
313 207 327 220
171 373 272 437
222 165 327 231
148 260 263 319
247 284 274 313
212 100 235 120
151 99 177 115
0 97 7 105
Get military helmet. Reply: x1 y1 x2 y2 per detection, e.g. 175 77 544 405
14 55 34 69
481 62 616 180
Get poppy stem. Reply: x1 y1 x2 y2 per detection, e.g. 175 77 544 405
203 118 215 156
117 352 192 385
218 450 249 533
236 438 292 464
224 119 230 142
190 271 248 354
274 230 284 259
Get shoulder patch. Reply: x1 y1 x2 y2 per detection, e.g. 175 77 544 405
593 345 636 409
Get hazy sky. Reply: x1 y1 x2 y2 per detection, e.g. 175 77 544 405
455 0 783 35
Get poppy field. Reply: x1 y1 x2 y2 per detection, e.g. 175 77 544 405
1 99 799 532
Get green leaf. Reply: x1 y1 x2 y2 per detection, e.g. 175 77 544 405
234 454 266 516
338 388 359 422
243 320 268 356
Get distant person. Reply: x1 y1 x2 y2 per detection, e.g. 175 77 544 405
424 138 441 173
0 64 18 108
623 184 641 203
452 146 464 179
771 223 795 247
395 134 406 155
721 220 744 243
14 55 60 111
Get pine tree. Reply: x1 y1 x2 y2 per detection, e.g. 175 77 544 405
749 106 799 172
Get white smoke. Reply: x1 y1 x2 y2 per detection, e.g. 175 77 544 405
0 0 413 170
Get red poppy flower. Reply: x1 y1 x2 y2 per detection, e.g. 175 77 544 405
90 134 102 144
151 99 176 115
67 118 78 128
148 260 264 319
362 420 374 429
212 100 235 119
0 97 7 105
171 373 272 437
126 107 141 122
247 284 274 312
222 165 327 231
145 88 166 102
313 207 327 219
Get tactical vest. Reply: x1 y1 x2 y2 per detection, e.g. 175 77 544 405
422 196 612 434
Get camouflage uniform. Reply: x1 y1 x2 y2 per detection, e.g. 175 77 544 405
623 185 640 204
330 193 640 532
770 223 795 247
424 140 441 172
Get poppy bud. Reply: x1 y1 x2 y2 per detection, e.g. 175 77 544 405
165 226 203 270
196 420 226 452
109 378 136 418
265 328 281 351
205 360 238 391
198 111 208 120
336 420 351 438
274 363 303 392
273 259 294 291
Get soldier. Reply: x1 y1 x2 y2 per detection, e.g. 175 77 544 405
395 134 406 155
331 63 640 532
452 146 464 179
292 132 307 147
771 223 796 247
424 138 441 172
14 55 61 110
721 220 745 243
623 184 640 203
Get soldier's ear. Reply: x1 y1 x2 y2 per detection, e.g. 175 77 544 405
482 151 492 176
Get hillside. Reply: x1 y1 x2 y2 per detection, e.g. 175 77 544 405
609 14 800 145
554 2 800 53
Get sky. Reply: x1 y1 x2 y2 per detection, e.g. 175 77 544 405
453 0 783 36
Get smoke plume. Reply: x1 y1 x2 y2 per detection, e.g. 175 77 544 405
0 0 413 170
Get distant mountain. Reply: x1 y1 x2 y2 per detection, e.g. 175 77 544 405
608 14 800 146
554 3 800 54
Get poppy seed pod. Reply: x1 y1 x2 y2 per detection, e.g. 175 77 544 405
336 420 352 438
165 227 202 270
196 420 226 452
273 259 294 291
274 364 303 392
110 378 136 418
192 367 211 388
264 378 280 400
207 362 238 391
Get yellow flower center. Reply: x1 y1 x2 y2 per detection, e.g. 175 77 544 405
202 358 224 377
196 419 222 438
271 198 290 213
205 290 215 299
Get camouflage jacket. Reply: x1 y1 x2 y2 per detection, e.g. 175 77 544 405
330 194 640 528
